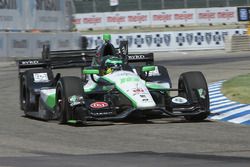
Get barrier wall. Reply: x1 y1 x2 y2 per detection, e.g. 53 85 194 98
73 7 238 30
0 32 82 58
84 29 246 52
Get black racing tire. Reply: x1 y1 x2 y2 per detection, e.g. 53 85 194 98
56 76 83 124
178 71 210 122
20 69 53 115
20 75 32 114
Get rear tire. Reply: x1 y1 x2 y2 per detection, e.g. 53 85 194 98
178 71 210 122
56 77 83 124
20 69 53 115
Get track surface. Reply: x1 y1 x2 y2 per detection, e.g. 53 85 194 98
0 50 250 166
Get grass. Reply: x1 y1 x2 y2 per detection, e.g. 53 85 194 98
221 74 250 104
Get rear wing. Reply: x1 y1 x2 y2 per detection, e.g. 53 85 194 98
18 45 95 73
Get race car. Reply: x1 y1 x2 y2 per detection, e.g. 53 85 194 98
18 34 210 125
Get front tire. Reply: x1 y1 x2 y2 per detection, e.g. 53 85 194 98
178 71 210 122
56 77 83 124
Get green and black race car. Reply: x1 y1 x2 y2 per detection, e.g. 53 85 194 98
18 34 210 125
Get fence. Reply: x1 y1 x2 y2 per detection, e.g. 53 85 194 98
0 0 75 31
74 0 250 13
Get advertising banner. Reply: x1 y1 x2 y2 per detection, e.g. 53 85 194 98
150 9 196 26
84 29 246 52
73 13 104 30
196 7 237 24
74 7 239 31
104 11 150 28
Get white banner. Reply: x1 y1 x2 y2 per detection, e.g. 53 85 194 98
150 9 196 26
84 29 246 52
73 13 104 30
196 7 237 24
74 7 239 31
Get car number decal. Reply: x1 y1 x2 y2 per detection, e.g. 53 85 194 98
33 73 49 83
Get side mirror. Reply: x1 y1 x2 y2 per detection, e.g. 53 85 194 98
82 69 100 75
142 66 155 72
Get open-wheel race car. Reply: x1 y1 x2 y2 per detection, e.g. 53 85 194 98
18 34 210 125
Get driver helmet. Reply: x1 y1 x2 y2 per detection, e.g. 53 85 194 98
105 57 123 74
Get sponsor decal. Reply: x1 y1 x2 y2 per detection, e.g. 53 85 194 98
68 95 84 107
21 60 39 65
90 102 109 109
172 97 188 104
132 88 144 95
120 77 140 84
128 55 145 60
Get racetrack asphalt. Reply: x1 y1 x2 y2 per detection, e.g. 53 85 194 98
0 50 250 166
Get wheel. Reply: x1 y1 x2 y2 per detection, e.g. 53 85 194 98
56 76 84 124
178 71 210 121
20 75 32 114
20 69 53 115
